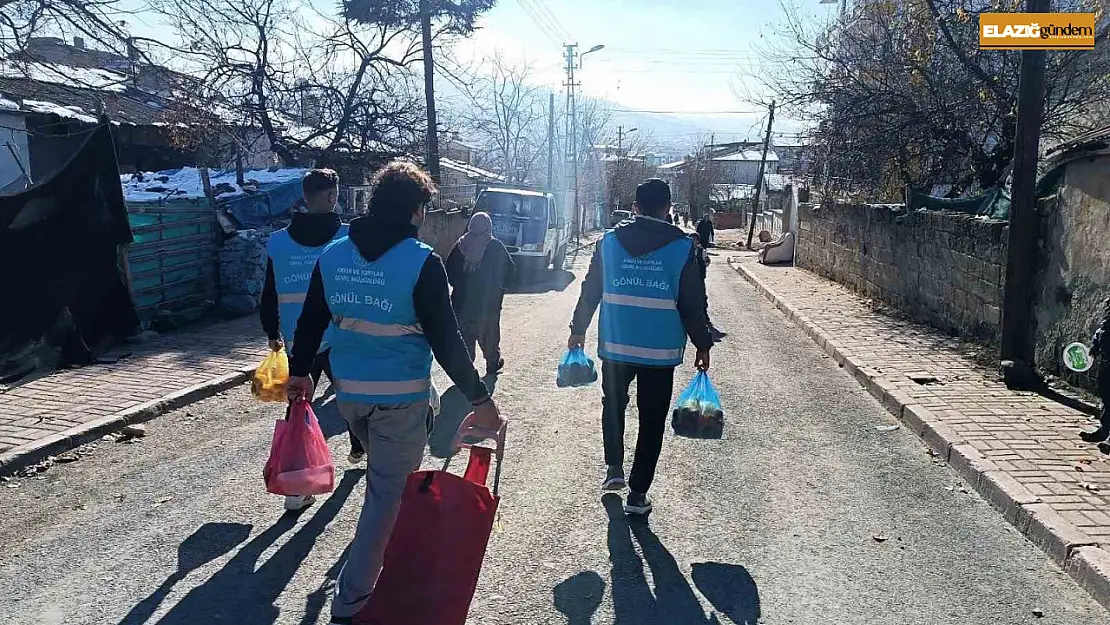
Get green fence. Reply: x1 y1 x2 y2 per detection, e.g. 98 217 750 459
125 197 220 323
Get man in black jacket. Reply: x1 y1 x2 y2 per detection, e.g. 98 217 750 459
285 161 502 624
261 171 364 485
1080 297 1110 443
569 178 712 515
696 212 714 248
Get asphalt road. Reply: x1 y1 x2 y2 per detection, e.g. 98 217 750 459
0 246 1106 625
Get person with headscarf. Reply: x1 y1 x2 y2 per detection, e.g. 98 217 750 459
446 211 515 376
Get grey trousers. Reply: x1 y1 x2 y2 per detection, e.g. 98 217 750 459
331 398 430 619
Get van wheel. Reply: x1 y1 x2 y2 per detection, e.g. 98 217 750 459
552 245 567 271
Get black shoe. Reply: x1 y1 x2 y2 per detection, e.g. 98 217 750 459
601 466 627 491
487 358 505 376
624 491 652 516
1080 427 1110 443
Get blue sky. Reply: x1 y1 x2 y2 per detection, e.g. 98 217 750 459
121 0 835 144
453 0 835 140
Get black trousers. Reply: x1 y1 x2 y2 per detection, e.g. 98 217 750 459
601 359 675 494
285 350 363 454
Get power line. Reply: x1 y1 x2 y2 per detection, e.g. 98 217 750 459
612 109 762 115
515 0 562 45
528 0 573 42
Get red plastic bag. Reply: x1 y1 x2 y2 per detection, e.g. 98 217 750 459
356 447 499 625
263 398 335 496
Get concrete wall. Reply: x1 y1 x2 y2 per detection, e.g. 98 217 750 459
418 207 469 258
1034 157 1110 388
795 203 1008 345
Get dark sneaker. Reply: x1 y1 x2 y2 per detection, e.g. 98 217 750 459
487 358 505 376
1080 427 1109 443
601 466 626 491
328 617 354 625
624 491 652 516
348 450 366 465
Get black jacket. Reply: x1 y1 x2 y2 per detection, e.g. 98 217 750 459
446 239 515 321
260 211 343 341
570 216 713 355
696 217 714 247
1094 297 1109 395
288 215 490 403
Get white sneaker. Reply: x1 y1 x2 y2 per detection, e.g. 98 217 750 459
284 494 316 511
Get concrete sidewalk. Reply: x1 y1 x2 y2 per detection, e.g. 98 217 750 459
0 316 265 474
730 255 1110 610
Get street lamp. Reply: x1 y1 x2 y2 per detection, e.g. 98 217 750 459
568 43 604 242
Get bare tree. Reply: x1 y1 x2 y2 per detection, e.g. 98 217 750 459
455 52 548 184
151 0 425 165
750 0 1110 201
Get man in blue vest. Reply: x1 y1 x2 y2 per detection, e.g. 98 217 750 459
284 161 502 625
261 169 363 512
569 178 712 516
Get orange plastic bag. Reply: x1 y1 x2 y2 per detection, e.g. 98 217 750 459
251 350 289 402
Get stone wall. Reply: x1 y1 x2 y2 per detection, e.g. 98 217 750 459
795 203 1008 345
418 207 469 258
1033 157 1110 388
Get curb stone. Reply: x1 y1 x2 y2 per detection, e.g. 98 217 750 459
0 365 255 477
728 257 1110 611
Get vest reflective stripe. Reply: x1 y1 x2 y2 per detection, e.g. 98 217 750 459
336 317 423 337
597 229 691 367
602 292 676 310
319 236 433 405
600 342 685 362
266 222 349 354
334 378 430 396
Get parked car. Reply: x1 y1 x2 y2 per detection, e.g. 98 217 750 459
610 209 632 227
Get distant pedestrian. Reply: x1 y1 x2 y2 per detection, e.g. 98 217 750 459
690 232 726 342
261 168 362 511
664 212 674 225
569 178 712 516
683 214 691 228
696 213 715 248
447 211 515 377
285 161 503 624
1080 297 1110 443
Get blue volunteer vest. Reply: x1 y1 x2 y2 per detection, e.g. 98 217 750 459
318 236 433 404
598 231 691 367
266 223 349 354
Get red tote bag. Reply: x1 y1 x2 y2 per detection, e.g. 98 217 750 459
357 439 503 625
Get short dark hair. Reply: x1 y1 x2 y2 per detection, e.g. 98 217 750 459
302 168 339 198
635 178 671 217
369 160 437 223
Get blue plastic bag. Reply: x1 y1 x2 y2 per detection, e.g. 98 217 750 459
556 347 598 387
671 371 724 438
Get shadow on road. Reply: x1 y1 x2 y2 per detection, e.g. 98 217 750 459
427 373 500 459
507 269 576 294
553 571 605 625
119 471 362 625
598 493 760 625
116 522 253 625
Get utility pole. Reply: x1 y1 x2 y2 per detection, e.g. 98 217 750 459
615 125 624 212
420 0 440 183
564 43 579 242
746 100 775 250
547 92 555 189
1000 0 1050 390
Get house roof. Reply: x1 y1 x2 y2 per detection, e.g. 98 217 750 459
441 157 504 182
658 160 686 170
0 76 171 125
713 150 779 162
1046 125 1110 164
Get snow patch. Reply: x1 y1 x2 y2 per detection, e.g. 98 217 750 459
21 100 98 123
0 61 129 92
121 167 307 202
